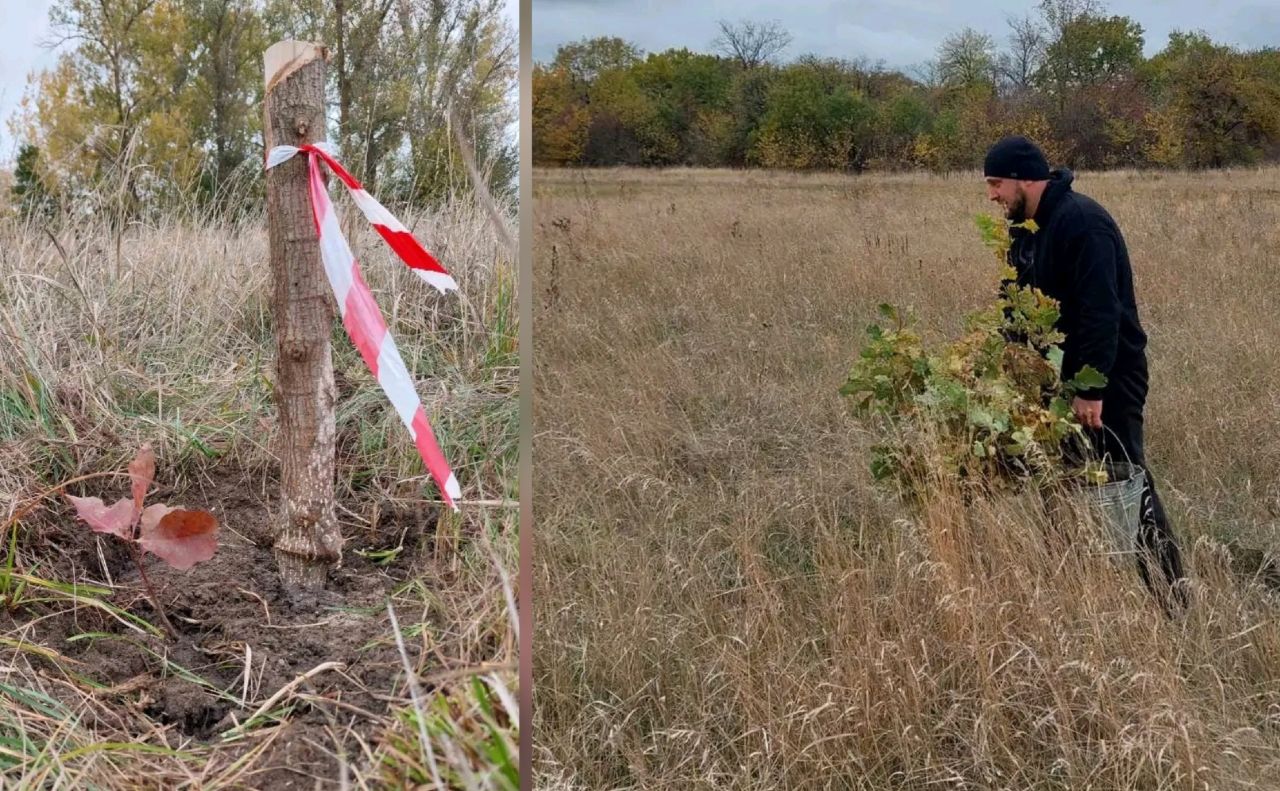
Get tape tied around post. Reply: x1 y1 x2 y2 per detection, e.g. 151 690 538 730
267 143 462 511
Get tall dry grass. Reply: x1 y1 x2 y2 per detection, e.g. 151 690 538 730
533 167 1280 789
0 193 516 502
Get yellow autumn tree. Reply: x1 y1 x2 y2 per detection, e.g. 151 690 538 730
12 0 204 217
532 65 589 166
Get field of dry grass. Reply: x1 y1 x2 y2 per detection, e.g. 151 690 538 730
0 190 518 787
533 166 1280 789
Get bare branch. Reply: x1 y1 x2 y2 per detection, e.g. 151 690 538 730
997 12 1048 94
712 18 792 69
936 27 997 88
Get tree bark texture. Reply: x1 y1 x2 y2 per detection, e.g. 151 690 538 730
264 41 342 589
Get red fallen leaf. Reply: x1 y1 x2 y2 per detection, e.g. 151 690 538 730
139 509 218 570
139 503 175 534
128 444 156 514
66 495 135 539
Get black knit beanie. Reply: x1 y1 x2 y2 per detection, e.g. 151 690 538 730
983 136 1050 180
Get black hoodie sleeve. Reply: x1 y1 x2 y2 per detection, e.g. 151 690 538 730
1063 227 1121 399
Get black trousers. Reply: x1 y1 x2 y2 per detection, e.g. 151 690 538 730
1076 370 1189 613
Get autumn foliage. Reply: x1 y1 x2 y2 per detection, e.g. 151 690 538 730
840 215 1109 496
534 8 1280 172
66 445 218 571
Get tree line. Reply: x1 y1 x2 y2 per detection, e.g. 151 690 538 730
8 0 517 221
533 1 1280 172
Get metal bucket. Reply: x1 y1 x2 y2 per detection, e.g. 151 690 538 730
1080 461 1145 557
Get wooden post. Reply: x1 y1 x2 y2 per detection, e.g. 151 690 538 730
264 41 342 589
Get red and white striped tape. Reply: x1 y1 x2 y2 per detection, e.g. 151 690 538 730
266 142 460 511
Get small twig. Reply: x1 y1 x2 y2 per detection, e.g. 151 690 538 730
88 673 153 698
242 644 253 707
95 537 115 587
232 660 347 733
261 617 340 630
41 226 69 264
382 490 519 509
237 588 272 625
418 661 518 688
447 101 516 260
129 542 176 638
294 693 388 724
361 662 522 707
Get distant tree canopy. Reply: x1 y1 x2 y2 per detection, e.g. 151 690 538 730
533 6 1280 172
8 0 517 221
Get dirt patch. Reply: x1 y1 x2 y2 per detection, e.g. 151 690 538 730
245 722 356 790
7 468 462 787
146 676 228 739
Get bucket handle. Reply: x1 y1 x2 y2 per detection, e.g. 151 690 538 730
1083 422 1138 477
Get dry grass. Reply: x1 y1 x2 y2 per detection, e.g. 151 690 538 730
0 194 517 503
533 166 1280 789
0 188 518 787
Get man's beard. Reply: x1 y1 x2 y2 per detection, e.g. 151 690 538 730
1005 191 1027 221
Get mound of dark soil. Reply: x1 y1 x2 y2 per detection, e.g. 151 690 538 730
6 470 464 788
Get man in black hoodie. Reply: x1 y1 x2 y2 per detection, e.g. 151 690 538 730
982 135 1188 613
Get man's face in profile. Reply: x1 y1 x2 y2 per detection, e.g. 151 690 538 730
985 177 1027 221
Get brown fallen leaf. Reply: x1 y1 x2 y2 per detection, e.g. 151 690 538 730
139 509 219 570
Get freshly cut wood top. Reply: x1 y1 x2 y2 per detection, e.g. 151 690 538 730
264 40 326 93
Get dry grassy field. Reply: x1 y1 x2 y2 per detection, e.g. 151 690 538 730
533 167 1280 789
0 195 517 787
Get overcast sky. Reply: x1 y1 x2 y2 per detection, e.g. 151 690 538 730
0 1 58 165
534 0 1278 68
0 0 519 168
4 2 1271 166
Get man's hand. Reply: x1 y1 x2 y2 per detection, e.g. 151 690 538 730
1073 396 1103 429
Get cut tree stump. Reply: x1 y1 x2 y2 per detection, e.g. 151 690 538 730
263 40 341 589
